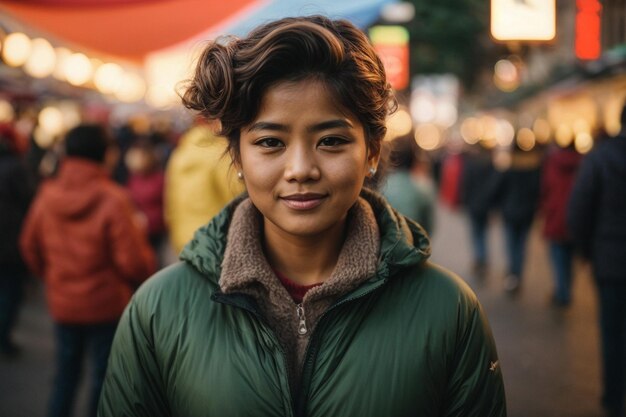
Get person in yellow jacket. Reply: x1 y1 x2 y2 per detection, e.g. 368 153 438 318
165 120 244 253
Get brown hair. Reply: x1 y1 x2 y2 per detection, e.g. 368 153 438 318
181 15 395 162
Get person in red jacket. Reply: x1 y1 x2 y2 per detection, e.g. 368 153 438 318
540 144 582 306
20 124 156 417
125 139 166 265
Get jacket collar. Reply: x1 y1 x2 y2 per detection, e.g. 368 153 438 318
180 188 431 287
218 196 380 303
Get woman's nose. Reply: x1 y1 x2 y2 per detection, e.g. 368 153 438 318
283 145 321 182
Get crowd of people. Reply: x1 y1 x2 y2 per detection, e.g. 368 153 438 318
442 119 625 417
0 14 624 417
0 115 242 417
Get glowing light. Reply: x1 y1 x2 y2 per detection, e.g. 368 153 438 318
436 101 458 128
479 115 498 148
491 0 556 41
516 128 536 151
411 94 436 124
460 117 481 144
64 53 93 86
575 0 602 60
0 100 15 123
493 59 520 92
2 32 32 67
555 124 574 148
94 63 123 94
414 123 441 150
481 136 498 149
533 118 551 144
53 47 72 81
33 126 55 149
385 108 413 141
572 118 590 134
600 95 625 136
58 101 81 131
24 38 56 78
146 84 177 109
496 119 515 147
114 73 147 102
38 106 64 137
575 132 593 154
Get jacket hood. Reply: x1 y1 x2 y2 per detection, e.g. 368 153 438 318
180 188 431 284
43 158 107 219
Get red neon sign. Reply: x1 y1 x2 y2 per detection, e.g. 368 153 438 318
576 0 602 60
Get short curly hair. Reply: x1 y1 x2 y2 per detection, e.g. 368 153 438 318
181 15 395 162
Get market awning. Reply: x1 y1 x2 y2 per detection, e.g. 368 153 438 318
0 0 396 63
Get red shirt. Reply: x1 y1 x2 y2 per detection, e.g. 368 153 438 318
274 270 322 304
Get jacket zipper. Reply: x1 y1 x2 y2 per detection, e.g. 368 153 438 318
296 303 307 335
211 292 296 417
295 278 388 417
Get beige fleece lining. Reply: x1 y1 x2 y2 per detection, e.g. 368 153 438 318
220 197 380 392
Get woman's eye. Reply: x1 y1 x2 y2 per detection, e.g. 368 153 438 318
256 138 284 148
319 136 348 147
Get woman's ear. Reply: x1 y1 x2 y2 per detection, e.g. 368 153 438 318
367 140 382 173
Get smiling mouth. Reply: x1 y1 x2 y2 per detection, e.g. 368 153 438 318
280 193 327 210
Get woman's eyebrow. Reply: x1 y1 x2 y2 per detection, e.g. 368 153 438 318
246 122 288 133
246 119 354 133
308 119 353 133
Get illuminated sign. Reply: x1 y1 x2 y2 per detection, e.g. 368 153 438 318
575 0 602 60
490 0 556 42
369 25 410 91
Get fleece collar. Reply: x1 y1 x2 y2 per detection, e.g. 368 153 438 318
219 196 380 305
180 188 431 286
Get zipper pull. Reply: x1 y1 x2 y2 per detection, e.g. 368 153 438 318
296 304 307 335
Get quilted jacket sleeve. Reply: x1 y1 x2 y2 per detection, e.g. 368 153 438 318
98 296 169 417
442 301 507 417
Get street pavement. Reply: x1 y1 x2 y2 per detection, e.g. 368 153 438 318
0 202 605 417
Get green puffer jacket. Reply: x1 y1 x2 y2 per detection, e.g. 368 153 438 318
98 191 506 417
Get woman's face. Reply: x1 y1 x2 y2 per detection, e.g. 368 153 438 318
238 79 379 240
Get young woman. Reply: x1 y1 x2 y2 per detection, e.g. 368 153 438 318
98 15 506 417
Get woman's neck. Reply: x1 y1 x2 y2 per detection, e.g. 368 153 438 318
263 217 347 286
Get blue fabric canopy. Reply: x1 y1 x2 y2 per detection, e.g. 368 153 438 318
222 0 398 36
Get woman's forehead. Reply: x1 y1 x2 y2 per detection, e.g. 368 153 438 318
251 79 358 126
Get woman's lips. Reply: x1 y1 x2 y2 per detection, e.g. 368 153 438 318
280 194 326 210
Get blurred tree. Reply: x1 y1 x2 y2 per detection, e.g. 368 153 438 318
405 0 492 90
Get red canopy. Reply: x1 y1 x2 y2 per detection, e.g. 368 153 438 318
0 0 260 63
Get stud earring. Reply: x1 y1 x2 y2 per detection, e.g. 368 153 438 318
368 167 377 176
237 171 244 180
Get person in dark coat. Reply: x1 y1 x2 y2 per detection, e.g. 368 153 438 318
568 112 626 417
540 144 582 306
491 149 542 293
459 145 496 279
0 124 34 356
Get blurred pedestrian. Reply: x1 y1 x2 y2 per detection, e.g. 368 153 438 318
126 140 167 266
381 133 435 235
491 148 541 294
568 112 626 417
0 124 34 357
540 144 582 306
99 16 506 417
439 150 464 210
20 124 156 417
459 145 496 279
164 119 244 253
